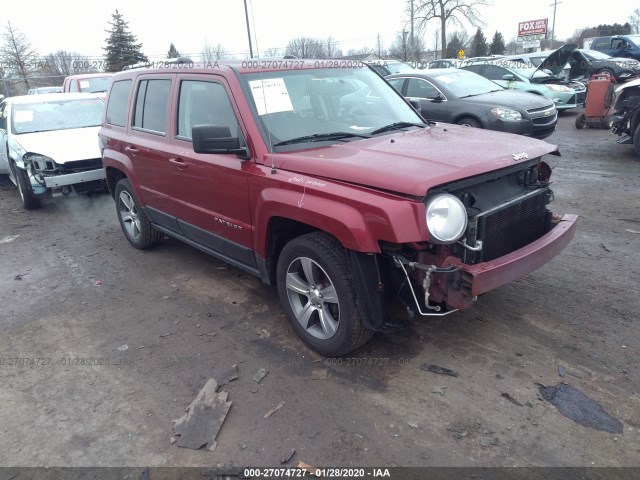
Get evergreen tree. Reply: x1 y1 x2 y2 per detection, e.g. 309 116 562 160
103 10 148 72
489 31 506 55
167 43 180 59
445 34 465 58
470 28 488 57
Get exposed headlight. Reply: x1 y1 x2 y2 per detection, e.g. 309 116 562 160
545 84 571 92
425 194 468 243
491 107 522 121
24 153 56 171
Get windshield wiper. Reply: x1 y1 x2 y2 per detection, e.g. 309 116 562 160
273 132 371 147
370 122 426 135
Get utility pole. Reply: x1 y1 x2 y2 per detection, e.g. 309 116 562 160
409 0 415 62
402 30 408 61
550 0 562 44
243 0 254 59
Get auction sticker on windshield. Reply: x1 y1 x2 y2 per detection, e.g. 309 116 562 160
249 78 294 115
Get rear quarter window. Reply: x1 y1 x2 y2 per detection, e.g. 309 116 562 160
106 80 132 127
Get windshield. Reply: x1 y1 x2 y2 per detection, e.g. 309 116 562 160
79 76 112 93
626 35 640 45
11 98 104 134
386 62 416 74
433 70 504 96
241 67 424 151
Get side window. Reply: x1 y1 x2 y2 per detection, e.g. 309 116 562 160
177 80 239 140
611 39 624 50
68 80 78 93
105 80 132 127
406 79 438 99
483 65 510 80
386 78 404 93
0 103 7 130
594 39 609 49
463 65 482 75
133 79 171 134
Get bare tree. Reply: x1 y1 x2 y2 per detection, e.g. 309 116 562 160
262 47 281 57
389 29 427 61
414 0 491 58
346 47 374 59
0 21 39 94
33 51 96 88
630 8 640 34
285 37 326 58
375 34 386 59
201 42 228 63
325 37 342 58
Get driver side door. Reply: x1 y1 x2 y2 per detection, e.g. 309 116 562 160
404 78 449 122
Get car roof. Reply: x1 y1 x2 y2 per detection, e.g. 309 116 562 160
5 92 103 105
111 59 373 80
65 73 114 79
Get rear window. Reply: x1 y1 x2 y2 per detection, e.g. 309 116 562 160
106 80 132 127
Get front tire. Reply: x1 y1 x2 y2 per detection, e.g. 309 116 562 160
575 113 586 129
114 178 162 249
456 117 481 128
276 232 373 356
12 161 40 210
633 124 640 158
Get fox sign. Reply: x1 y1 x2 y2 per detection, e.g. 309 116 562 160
518 19 548 37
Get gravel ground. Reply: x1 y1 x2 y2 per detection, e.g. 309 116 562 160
0 111 638 468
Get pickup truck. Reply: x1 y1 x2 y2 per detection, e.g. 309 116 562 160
98 60 578 356
589 35 640 62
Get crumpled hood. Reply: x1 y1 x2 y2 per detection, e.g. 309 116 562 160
537 43 578 76
266 125 558 197
14 127 101 164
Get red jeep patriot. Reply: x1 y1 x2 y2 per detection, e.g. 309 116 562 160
98 60 578 356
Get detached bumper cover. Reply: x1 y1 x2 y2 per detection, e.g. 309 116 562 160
445 213 578 299
43 168 106 188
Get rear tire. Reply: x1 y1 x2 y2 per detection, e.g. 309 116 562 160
114 178 162 249
633 124 640 158
12 161 40 210
575 113 586 129
456 117 481 128
276 232 373 356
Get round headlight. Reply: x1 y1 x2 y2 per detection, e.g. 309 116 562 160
425 194 468 243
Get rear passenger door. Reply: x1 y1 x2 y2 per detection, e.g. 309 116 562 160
127 75 179 218
166 76 254 267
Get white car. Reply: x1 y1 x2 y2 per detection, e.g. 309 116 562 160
0 93 105 209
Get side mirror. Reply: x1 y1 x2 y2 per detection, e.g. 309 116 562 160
430 93 445 102
192 125 249 159
502 74 515 81
408 98 421 111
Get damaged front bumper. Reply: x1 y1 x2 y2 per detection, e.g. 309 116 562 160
395 213 578 314
43 168 106 188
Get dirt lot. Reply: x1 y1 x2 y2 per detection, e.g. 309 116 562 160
0 112 639 469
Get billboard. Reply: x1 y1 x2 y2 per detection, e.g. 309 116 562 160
518 19 548 37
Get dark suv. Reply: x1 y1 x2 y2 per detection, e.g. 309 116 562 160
99 61 577 356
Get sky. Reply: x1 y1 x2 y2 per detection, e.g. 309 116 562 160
2 0 639 62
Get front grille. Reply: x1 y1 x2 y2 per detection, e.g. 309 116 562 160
531 113 557 126
465 189 551 264
566 94 577 105
527 105 554 114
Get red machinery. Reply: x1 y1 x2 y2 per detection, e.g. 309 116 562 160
575 72 616 129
